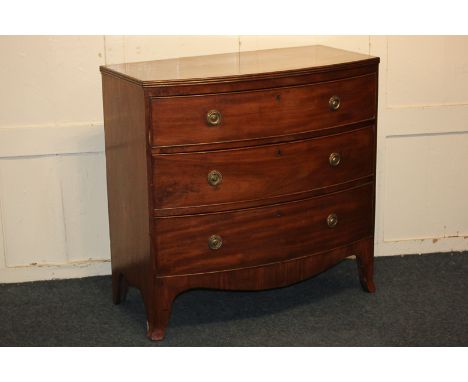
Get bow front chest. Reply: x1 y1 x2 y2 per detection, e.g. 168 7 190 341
100 45 380 340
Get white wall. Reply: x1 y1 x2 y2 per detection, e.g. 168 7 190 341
370 36 468 257
0 35 467 283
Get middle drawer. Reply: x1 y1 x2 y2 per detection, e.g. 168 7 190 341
152 126 374 210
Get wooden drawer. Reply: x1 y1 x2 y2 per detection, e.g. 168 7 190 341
150 74 377 147
155 183 374 275
153 126 374 210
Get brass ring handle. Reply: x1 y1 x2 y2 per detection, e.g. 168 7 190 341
329 95 341 111
207 170 223 186
327 213 338 228
208 234 223 250
206 109 222 126
329 152 341 167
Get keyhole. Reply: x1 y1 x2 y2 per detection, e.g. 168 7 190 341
276 148 282 157
275 94 281 102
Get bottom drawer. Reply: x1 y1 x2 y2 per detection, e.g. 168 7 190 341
155 183 374 275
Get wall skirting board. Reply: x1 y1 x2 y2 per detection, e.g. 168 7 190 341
0 260 111 284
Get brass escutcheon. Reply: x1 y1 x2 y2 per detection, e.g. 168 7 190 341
208 234 223 250
327 213 338 228
329 152 341 167
206 109 222 126
207 170 223 186
329 95 341 111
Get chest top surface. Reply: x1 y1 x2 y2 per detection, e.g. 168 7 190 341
100 45 379 86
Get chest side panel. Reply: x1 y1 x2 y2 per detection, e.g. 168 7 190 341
102 74 152 288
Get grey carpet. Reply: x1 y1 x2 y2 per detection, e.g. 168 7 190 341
1 252 467 346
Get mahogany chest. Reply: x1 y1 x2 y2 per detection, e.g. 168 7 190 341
100 45 380 340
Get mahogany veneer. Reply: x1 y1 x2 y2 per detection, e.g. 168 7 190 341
100 45 380 340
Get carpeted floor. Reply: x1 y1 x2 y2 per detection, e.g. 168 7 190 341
1 252 467 346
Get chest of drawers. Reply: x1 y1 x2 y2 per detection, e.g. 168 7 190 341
100 45 380 341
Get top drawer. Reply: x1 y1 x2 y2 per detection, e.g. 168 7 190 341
150 74 377 147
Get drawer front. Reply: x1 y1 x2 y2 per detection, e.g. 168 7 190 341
155 183 374 275
153 126 374 210
151 74 377 147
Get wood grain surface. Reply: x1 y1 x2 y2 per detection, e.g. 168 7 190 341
101 45 378 86
155 183 374 275
101 74 153 309
151 74 376 147
153 125 374 210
